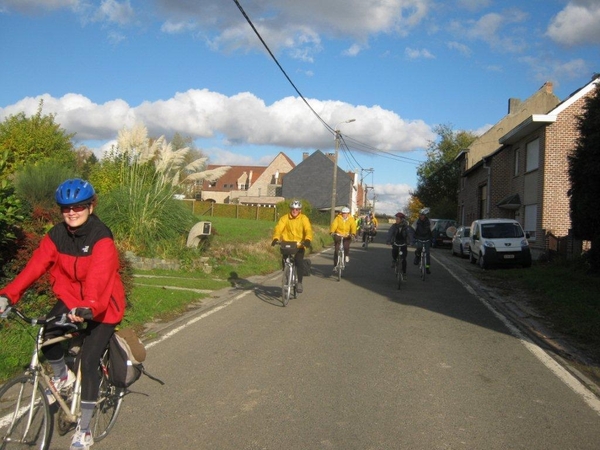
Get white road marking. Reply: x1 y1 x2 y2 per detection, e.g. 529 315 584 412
436 255 600 415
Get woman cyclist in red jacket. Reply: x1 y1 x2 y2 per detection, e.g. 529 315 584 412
0 178 126 450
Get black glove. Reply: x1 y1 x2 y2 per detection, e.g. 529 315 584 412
69 307 93 320
302 239 311 248
271 239 279 247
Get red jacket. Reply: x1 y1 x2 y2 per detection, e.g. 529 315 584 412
0 214 126 324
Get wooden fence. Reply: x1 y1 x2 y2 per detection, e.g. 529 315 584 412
181 200 278 221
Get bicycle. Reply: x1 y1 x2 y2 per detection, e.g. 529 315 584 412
0 307 124 450
332 233 350 282
392 242 405 290
361 225 375 250
279 241 299 306
415 239 429 281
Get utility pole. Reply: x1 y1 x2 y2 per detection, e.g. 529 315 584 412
330 119 356 224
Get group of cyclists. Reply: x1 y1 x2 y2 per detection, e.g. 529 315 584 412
271 200 434 294
0 178 432 450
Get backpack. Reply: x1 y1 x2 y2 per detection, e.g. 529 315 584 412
108 328 164 388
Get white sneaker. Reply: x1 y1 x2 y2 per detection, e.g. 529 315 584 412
345 256 349 263
46 370 75 405
70 426 94 450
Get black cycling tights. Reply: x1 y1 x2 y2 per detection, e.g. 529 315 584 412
42 301 116 402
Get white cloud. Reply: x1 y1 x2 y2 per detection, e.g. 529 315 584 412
518 56 589 85
451 9 529 53
405 47 435 59
0 90 434 154
0 0 78 14
447 41 472 57
546 1 600 46
372 183 413 215
157 0 431 55
94 0 134 25
343 44 363 57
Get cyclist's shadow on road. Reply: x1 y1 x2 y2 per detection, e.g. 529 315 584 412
254 284 285 307
227 271 257 290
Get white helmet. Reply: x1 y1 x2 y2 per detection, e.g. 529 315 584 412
289 200 302 209
420 207 430 215
341 207 350 214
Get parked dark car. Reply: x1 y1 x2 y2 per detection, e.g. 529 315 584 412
429 219 458 247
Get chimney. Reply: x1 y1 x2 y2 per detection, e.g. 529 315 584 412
302 152 309 160
508 98 521 114
326 153 335 163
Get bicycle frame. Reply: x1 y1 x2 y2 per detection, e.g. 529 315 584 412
0 307 124 448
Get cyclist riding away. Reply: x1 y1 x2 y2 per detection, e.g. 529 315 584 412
386 212 410 276
330 206 357 266
413 207 433 274
271 200 313 294
0 178 126 450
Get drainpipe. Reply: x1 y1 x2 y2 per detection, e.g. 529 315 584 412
483 156 491 218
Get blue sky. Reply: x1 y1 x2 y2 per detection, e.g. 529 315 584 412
1 0 599 214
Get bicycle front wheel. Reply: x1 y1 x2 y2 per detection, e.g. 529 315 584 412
281 264 292 306
0 374 52 450
396 265 402 290
90 352 124 442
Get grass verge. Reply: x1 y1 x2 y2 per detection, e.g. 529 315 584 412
472 258 600 380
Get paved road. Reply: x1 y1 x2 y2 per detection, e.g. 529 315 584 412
51 227 600 449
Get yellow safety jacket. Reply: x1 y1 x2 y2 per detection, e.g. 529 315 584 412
273 212 313 245
330 215 357 236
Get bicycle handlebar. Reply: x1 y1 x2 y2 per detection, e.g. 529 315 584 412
0 306 78 329
331 233 352 238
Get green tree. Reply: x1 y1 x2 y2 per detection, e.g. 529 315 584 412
413 124 476 219
568 78 600 273
0 100 76 175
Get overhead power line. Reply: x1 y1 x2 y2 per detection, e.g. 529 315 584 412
231 0 425 174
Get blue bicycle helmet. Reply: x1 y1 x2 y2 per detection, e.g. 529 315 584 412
55 179 96 206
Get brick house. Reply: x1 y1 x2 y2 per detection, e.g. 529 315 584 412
282 150 361 214
457 77 599 259
200 152 295 206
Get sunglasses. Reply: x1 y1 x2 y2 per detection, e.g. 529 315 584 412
60 205 89 213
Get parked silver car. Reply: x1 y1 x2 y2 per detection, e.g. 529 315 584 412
451 226 470 258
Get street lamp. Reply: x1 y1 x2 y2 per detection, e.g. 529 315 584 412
330 119 356 224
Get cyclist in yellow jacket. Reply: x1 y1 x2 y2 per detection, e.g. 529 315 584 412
330 206 358 266
271 200 313 293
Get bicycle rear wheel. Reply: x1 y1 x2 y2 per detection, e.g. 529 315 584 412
90 351 124 441
0 374 52 450
281 264 292 306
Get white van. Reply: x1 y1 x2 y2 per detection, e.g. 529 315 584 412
469 219 532 269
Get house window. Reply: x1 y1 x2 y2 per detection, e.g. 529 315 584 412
526 139 539 172
514 148 520 176
524 204 537 241
208 181 216 188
